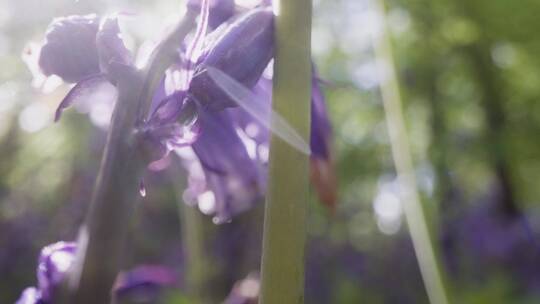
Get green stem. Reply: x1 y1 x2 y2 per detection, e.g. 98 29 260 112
181 204 213 304
373 1 450 304
172 163 218 304
259 1 312 304
65 12 197 304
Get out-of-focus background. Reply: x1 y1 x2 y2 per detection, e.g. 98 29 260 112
2 0 540 303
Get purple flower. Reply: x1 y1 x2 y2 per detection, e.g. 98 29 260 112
177 74 336 221
179 105 267 223
188 7 274 111
15 241 77 304
33 14 132 122
143 6 274 163
442 189 540 290
16 242 177 304
29 2 336 221
223 273 260 304
38 15 101 83
36 242 77 301
309 79 337 212
15 288 41 304
188 0 236 29
113 265 177 302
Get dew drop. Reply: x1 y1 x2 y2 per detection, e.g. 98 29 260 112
139 180 147 197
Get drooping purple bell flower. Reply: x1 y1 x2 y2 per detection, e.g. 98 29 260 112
34 14 133 122
188 7 274 111
309 78 337 212
143 5 274 162
179 105 266 223
177 74 336 221
38 15 101 83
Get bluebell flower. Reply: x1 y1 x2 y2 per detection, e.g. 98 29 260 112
15 241 76 304
29 1 336 222
35 14 132 122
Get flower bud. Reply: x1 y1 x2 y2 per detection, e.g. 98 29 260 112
39 15 101 83
189 7 274 111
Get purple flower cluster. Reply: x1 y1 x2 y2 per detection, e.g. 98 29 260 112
441 189 540 291
29 0 335 222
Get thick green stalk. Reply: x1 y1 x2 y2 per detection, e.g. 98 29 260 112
65 12 197 304
373 1 450 304
259 1 312 304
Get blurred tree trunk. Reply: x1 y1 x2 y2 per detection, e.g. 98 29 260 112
454 0 519 218
464 41 518 217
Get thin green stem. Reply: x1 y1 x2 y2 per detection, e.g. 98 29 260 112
172 162 218 304
372 1 450 304
259 1 312 304
65 12 197 304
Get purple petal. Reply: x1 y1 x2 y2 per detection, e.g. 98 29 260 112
140 117 201 165
206 67 311 155
309 77 336 211
184 0 211 89
15 287 41 304
178 108 265 222
189 7 274 111
39 15 101 83
55 74 117 122
96 17 134 77
114 265 176 294
188 0 235 29
37 242 77 301
310 78 332 160
228 78 271 146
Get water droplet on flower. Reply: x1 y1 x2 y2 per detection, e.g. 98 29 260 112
139 180 146 197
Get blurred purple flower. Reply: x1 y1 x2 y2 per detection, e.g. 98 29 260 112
113 265 177 302
15 241 76 304
16 241 177 304
36 242 77 301
442 188 540 291
223 272 260 304
15 288 41 304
